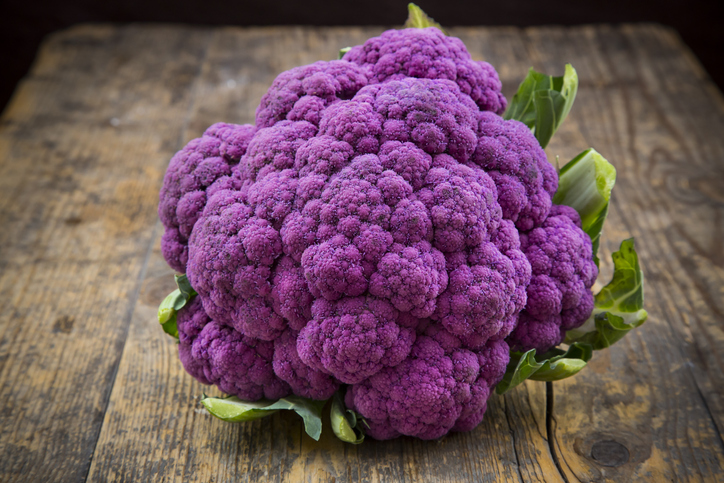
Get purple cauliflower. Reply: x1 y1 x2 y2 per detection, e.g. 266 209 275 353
160 27 594 441
507 205 598 353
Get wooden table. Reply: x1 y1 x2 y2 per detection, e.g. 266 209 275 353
1 23 723 482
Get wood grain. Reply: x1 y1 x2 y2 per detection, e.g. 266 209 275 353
0 24 214 482
0 23 722 482
522 24 724 482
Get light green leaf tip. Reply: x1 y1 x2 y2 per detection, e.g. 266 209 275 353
201 396 281 423
331 391 365 444
403 3 447 34
504 64 578 148
553 148 617 264
496 343 593 394
201 395 327 441
338 46 352 60
156 274 198 339
565 238 648 349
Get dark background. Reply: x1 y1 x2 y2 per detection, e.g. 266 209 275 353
1 0 722 113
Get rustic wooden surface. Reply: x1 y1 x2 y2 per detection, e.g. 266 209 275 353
0 23 722 482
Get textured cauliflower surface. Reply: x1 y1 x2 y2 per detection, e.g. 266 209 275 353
159 27 596 440
474 112 558 231
343 27 507 114
159 122 256 272
507 205 598 353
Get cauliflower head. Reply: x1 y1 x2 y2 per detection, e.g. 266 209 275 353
159 26 599 440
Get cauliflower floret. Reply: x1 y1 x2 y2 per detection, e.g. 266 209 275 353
272 329 340 400
343 27 506 114
346 324 509 439
297 297 416 384
159 122 256 271
473 112 558 231
507 205 598 353
177 298 290 400
256 61 369 128
187 189 287 341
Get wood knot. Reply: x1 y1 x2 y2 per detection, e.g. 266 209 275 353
52 315 75 334
591 440 629 467
64 216 83 226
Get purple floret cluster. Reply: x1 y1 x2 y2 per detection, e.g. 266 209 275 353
159 27 597 440
508 205 598 353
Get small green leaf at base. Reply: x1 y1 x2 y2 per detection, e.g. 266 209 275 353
201 395 281 422
160 313 179 338
331 391 365 444
529 343 592 381
175 274 196 300
403 3 446 34
156 274 198 339
495 343 593 394
503 64 578 148
566 238 648 349
201 395 327 441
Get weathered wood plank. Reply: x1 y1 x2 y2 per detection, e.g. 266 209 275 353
0 25 213 482
85 25 565 483
521 24 724 481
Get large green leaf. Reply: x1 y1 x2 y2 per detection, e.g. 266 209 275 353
565 238 648 349
201 395 327 441
156 274 198 339
495 343 593 394
553 148 617 265
504 64 578 148
403 3 446 33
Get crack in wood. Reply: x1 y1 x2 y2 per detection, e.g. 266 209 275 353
546 382 570 483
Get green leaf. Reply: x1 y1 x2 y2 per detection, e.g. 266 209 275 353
160 312 179 338
553 148 617 264
201 395 327 441
175 274 197 300
338 46 352 60
158 290 180 324
157 289 182 338
565 238 648 349
496 350 541 394
403 3 446 34
495 343 592 394
503 64 578 148
201 395 282 422
156 274 198 340
529 343 593 382
330 391 365 444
